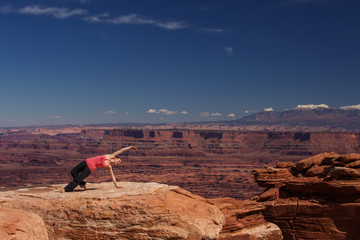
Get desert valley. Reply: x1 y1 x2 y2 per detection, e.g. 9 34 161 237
1 108 360 239
1 108 360 199
1 127 359 199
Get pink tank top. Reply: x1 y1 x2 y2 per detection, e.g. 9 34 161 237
85 155 107 172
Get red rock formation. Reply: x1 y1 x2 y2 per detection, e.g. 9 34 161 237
0 182 224 240
253 153 360 240
2 129 360 158
0 208 48 240
210 198 283 239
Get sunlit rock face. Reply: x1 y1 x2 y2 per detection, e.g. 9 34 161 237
0 208 48 240
253 153 360 240
0 182 224 240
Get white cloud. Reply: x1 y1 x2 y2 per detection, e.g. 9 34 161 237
147 108 182 115
340 104 360 110
147 109 159 114
18 5 87 19
95 14 188 30
156 21 188 30
1 5 187 31
200 112 210 117
201 28 227 33
103 110 116 114
296 104 329 110
200 112 222 117
223 47 233 56
244 110 257 114
83 13 109 23
158 109 177 115
226 113 236 118
264 108 274 112
45 115 61 119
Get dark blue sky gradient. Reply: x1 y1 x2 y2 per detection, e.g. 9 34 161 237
0 0 359 126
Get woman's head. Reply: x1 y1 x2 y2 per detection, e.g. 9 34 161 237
110 157 122 165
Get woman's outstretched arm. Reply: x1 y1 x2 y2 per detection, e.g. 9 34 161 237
109 146 137 157
107 166 121 188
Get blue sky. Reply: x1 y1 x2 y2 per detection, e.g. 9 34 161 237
0 0 360 126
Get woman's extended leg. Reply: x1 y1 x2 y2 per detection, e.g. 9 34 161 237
71 161 88 188
64 162 91 192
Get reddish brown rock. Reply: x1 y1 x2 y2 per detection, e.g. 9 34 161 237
0 182 224 240
346 160 360 168
253 167 294 188
0 208 48 240
305 165 327 177
276 162 295 168
262 199 356 240
253 153 360 240
295 152 339 171
259 188 279 202
326 167 360 179
335 153 360 163
210 198 283 240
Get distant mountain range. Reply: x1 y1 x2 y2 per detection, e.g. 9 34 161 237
217 108 360 131
2 108 360 133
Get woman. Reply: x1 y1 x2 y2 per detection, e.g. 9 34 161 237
61 145 137 192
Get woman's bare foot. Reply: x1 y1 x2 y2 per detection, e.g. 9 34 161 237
83 184 87 191
60 189 65 193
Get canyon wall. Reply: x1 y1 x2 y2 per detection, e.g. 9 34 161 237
1 129 360 159
0 129 359 199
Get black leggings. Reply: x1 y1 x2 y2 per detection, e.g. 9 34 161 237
64 161 91 192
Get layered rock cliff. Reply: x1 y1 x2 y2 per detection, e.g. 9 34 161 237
253 153 360 240
1 129 360 160
210 198 283 240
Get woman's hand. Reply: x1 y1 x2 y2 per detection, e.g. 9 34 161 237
130 146 137 151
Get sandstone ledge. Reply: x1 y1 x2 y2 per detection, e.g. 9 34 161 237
253 153 360 240
0 208 48 240
0 182 225 240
